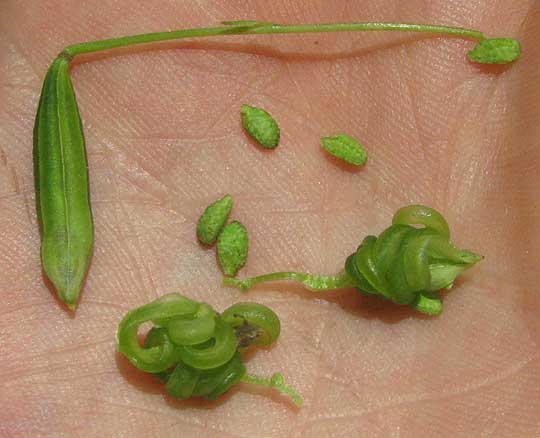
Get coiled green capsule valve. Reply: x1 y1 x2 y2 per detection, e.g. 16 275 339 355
117 293 302 405
224 205 482 315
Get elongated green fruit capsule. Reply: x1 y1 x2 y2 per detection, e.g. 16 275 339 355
33 54 93 310
241 104 280 149
467 38 521 64
217 221 249 276
196 194 233 245
321 134 368 166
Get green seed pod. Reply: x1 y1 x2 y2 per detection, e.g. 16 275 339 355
343 205 482 314
321 134 368 166
217 221 249 276
118 294 301 404
467 38 521 64
241 104 280 149
196 194 233 245
33 54 94 310
225 205 482 316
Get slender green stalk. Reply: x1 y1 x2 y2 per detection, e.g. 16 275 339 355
63 21 486 58
224 270 356 291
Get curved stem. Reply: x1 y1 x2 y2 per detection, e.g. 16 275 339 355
223 270 356 292
241 372 303 407
63 21 485 57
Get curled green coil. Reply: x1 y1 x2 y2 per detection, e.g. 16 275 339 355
225 205 482 315
345 205 481 314
117 293 302 405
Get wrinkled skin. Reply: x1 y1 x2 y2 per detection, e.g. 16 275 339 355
1 1 539 437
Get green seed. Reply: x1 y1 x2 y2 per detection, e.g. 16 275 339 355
196 194 233 245
33 54 94 310
321 134 368 166
241 104 280 149
217 221 249 276
467 38 521 64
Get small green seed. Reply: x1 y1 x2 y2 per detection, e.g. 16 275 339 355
217 221 249 276
321 134 368 166
241 104 280 149
467 38 521 64
196 195 233 245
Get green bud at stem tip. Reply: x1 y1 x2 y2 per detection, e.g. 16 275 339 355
467 38 521 64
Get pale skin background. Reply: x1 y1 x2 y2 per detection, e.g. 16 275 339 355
1 1 539 437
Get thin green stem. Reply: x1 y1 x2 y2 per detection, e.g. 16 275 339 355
241 372 303 407
63 21 485 57
223 270 356 292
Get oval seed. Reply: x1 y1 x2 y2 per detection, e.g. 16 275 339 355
217 221 248 276
33 54 94 310
241 104 280 149
196 194 233 245
321 134 368 166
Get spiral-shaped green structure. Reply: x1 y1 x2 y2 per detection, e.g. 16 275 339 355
225 205 482 315
345 205 481 314
117 293 301 402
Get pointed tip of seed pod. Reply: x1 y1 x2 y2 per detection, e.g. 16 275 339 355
66 302 77 311
463 251 483 265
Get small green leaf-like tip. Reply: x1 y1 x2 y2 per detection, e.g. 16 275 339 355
413 292 442 316
242 372 303 407
467 38 521 64
462 251 483 265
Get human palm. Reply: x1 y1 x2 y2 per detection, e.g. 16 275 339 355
2 1 538 436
